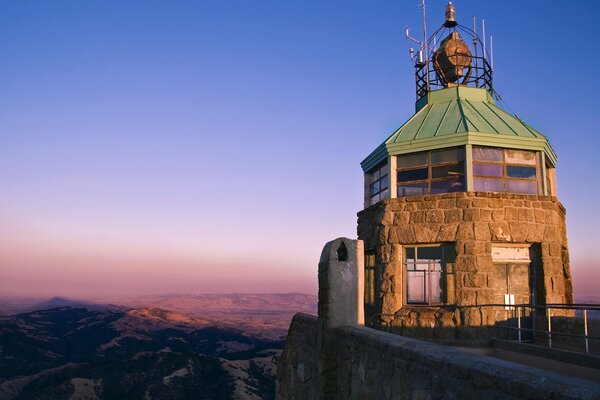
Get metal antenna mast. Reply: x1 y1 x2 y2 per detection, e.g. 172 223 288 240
422 0 430 93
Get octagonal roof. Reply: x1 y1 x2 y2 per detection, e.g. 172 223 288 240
361 86 557 172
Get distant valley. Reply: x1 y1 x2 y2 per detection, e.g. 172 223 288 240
0 293 317 399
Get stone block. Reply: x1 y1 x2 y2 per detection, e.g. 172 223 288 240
457 223 475 240
504 207 519 220
444 209 462 223
508 221 528 242
489 222 511 241
474 222 491 240
458 291 478 306
381 212 395 225
518 208 534 221
414 224 440 242
463 208 480 221
526 223 545 242
471 198 488 208
544 225 559 241
438 199 456 209
487 198 504 208
534 209 546 223
397 225 416 243
436 223 458 241
491 210 504 221
411 211 426 223
394 212 410 225
457 255 477 272
545 211 559 225
425 210 444 223
479 209 493 221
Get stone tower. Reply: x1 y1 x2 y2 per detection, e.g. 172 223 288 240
358 3 572 340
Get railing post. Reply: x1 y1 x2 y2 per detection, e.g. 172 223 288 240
584 308 590 355
517 306 522 343
547 309 552 349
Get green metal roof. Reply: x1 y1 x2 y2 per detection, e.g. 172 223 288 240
361 86 557 172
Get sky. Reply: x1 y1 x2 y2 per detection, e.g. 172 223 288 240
1 1 599 299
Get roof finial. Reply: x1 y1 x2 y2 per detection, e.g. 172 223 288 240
444 2 457 27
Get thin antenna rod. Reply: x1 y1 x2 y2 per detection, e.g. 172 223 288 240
490 35 494 71
422 0 430 93
472 15 478 85
482 18 487 61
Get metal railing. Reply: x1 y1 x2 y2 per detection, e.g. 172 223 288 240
490 303 600 356
367 303 600 356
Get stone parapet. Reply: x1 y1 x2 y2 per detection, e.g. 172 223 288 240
276 313 600 399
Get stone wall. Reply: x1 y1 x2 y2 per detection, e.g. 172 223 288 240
357 192 572 340
276 313 320 400
276 313 600 400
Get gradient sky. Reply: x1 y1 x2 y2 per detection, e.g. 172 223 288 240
1 1 599 298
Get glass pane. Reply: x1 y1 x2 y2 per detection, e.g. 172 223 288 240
397 168 428 182
407 271 426 303
431 162 464 179
405 247 415 262
379 188 388 199
397 152 428 168
379 164 388 177
380 174 389 190
473 146 503 162
473 162 503 177
370 181 380 195
371 169 380 180
431 147 464 163
430 269 442 303
505 149 536 165
507 179 538 194
398 182 428 197
417 246 442 261
507 165 536 179
474 177 504 192
370 194 379 205
431 177 464 194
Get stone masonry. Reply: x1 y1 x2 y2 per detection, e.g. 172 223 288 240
357 191 572 341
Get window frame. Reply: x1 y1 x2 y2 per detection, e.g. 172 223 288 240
472 146 541 195
364 250 376 305
368 163 389 205
404 244 455 306
396 147 465 197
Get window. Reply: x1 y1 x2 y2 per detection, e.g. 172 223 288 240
473 147 540 195
364 251 376 305
397 147 465 197
368 163 389 205
405 244 456 305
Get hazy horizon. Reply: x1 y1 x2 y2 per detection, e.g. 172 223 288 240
2 1 600 299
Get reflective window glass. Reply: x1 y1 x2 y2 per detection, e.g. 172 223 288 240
380 174 389 190
405 247 415 262
473 162 503 177
398 168 428 182
432 162 464 179
417 246 442 261
407 271 426 303
507 165 536 179
431 147 464 163
398 182 428 197
397 152 428 168
473 146 503 161
431 178 464 194
474 178 505 192
505 149 536 165
507 180 537 194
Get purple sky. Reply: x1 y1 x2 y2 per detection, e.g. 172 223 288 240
1 1 599 298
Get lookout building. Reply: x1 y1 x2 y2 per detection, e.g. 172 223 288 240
357 3 572 340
